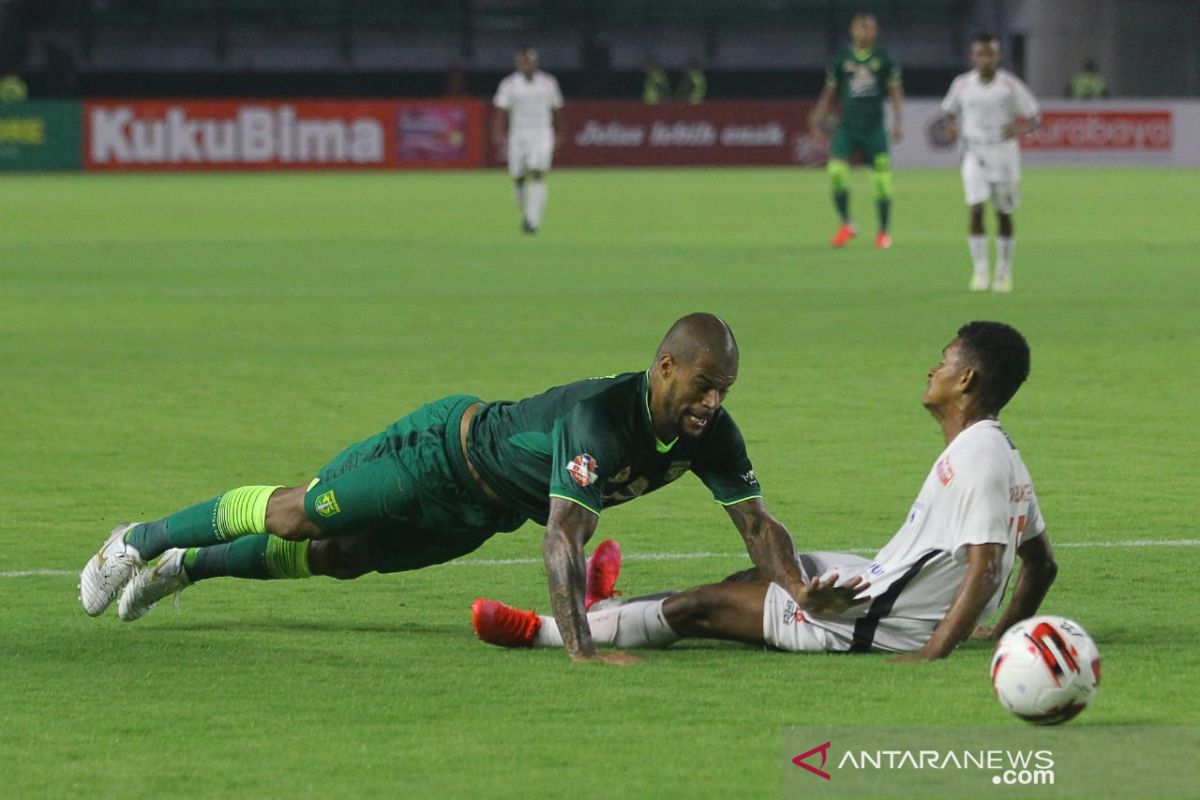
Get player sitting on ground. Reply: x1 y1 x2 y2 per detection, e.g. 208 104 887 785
473 321 1058 660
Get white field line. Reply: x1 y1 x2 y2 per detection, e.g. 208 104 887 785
4 539 1197 578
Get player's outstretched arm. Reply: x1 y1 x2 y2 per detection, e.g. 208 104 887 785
724 499 806 591
974 534 1057 641
542 499 641 665
809 84 837 135
895 543 1004 662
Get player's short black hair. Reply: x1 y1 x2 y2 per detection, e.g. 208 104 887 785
973 32 999 46
955 321 1030 414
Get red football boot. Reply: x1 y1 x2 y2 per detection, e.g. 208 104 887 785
584 539 622 611
471 599 541 648
875 231 893 249
831 222 857 247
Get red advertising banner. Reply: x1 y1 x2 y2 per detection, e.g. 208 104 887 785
488 100 819 168
84 99 484 171
1021 110 1173 151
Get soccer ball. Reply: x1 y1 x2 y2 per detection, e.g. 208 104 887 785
990 615 1101 725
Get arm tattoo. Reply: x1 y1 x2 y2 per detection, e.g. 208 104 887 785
728 501 802 586
543 501 598 658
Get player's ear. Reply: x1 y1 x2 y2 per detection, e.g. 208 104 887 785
656 353 675 379
958 366 978 394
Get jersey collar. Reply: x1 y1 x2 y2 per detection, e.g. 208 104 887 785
642 370 678 453
852 47 874 61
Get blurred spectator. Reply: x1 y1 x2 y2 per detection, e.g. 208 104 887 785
642 59 669 104
0 73 27 102
1067 60 1107 99
676 60 706 104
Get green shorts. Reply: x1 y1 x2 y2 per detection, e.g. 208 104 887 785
830 126 890 166
302 394 527 574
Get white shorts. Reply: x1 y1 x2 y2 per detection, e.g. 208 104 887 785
961 141 1021 213
761 552 872 654
507 131 554 178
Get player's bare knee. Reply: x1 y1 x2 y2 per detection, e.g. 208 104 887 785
663 587 715 630
265 485 320 540
309 536 372 580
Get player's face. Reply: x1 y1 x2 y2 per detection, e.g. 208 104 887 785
658 352 737 439
972 41 1000 78
850 16 877 48
515 52 538 77
922 339 968 410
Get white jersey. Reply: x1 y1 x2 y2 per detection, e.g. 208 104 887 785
780 420 1045 653
493 70 563 137
941 68 1039 148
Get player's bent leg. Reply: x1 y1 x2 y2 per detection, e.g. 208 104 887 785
266 485 321 540
308 534 373 580
662 581 770 646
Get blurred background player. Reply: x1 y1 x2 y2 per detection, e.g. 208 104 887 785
492 47 563 234
676 60 707 104
642 58 670 104
809 12 904 249
942 34 1040 292
1067 60 1107 99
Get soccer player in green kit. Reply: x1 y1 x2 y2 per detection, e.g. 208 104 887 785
809 12 904 249
80 313 858 665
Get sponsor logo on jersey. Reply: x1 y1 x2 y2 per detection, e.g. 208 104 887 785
314 490 341 517
568 454 599 487
936 457 955 486
740 469 758 486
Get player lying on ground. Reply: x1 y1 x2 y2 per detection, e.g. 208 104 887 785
473 321 1058 660
80 313 858 665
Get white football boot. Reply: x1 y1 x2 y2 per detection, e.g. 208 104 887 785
79 523 146 616
119 548 192 622
991 274 1013 293
969 272 990 292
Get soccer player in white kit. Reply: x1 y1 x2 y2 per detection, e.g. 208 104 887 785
941 34 1040 293
473 321 1060 661
492 47 564 234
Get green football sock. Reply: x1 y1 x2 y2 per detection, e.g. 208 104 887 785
125 485 281 560
834 190 851 223
828 159 851 223
182 536 311 583
877 198 891 233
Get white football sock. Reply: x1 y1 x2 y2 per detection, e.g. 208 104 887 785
532 600 680 649
526 179 547 229
968 235 990 279
996 236 1015 279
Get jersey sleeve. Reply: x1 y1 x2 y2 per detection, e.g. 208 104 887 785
885 52 903 86
1022 488 1047 541
548 402 618 517
825 52 840 88
549 76 564 109
689 413 763 506
941 450 1011 556
941 76 963 115
1012 77 1040 118
492 78 512 110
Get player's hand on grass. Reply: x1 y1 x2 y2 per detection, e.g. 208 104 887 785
571 650 643 666
793 574 870 617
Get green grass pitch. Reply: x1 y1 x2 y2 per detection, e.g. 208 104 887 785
1 166 1197 798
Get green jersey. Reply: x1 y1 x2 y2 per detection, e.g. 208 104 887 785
826 46 901 133
468 371 763 525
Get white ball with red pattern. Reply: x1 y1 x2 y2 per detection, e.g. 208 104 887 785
990 614 1101 725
